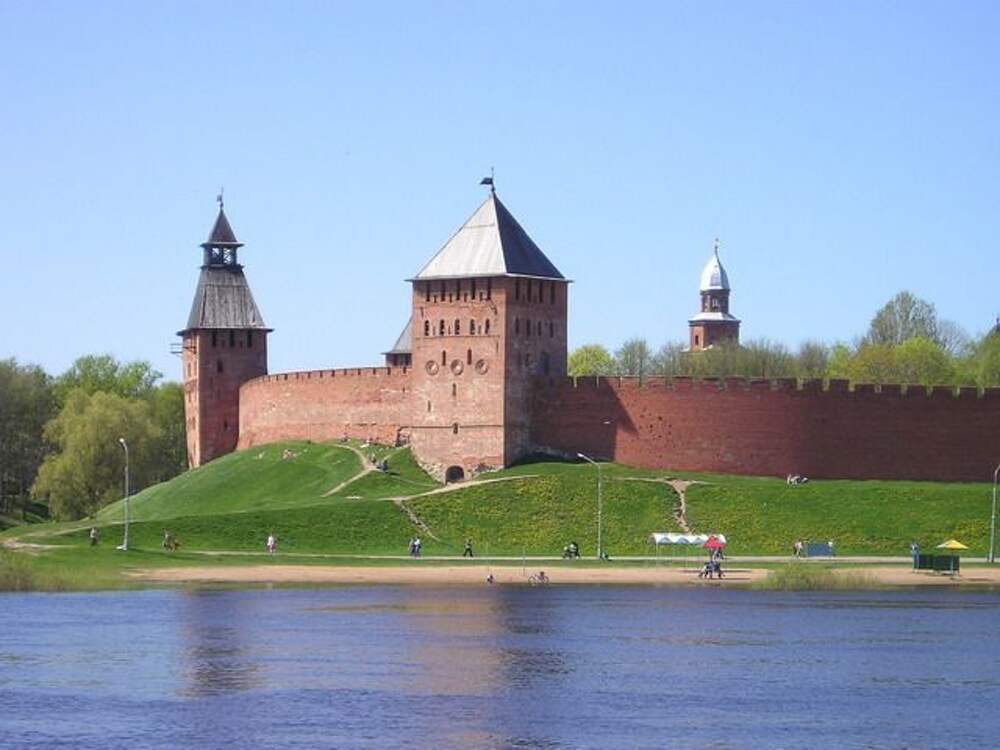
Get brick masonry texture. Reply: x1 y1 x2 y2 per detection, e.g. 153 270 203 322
531 376 1000 482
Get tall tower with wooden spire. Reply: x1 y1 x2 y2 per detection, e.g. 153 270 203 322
178 200 271 467
688 239 740 351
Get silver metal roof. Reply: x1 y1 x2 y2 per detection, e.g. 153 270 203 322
700 247 731 291
180 267 269 332
383 319 412 354
412 192 564 281
688 311 740 323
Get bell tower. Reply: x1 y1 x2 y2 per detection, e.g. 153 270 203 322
178 200 271 467
688 239 740 351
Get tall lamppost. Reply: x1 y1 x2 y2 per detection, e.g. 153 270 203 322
117 437 129 551
990 463 999 564
578 453 603 560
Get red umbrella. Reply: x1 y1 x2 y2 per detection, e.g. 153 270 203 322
703 536 725 550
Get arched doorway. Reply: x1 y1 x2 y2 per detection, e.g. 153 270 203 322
445 465 465 483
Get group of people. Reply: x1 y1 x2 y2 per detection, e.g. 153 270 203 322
408 537 422 557
793 538 835 558
162 530 180 551
561 541 581 559
698 548 725 579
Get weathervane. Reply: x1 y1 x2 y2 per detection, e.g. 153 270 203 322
479 167 495 193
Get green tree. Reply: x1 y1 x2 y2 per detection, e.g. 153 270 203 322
147 382 187 482
895 337 955 385
795 341 830 380
651 342 687 378
32 390 162 520
567 344 616 377
615 338 653 378
0 359 56 516
866 291 939 346
54 355 161 404
961 329 1000 387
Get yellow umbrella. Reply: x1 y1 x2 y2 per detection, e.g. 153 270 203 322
936 539 968 550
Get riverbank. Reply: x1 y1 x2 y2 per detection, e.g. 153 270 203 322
127 563 1000 588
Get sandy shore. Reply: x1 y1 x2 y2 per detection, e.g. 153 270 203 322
127 564 1000 587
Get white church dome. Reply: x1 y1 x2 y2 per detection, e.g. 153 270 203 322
699 242 730 292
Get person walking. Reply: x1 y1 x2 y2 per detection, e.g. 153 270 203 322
266 533 277 555
463 538 474 558
910 541 920 569
89 527 99 547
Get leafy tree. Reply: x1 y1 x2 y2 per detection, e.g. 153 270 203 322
866 291 939 346
615 338 653 378
795 341 830 380
32 390 162 520
147 382 187 482
961 329 1000 388
651 342 687 378
894 337 955 385
54 355 161 404
0 360 56 515
567 344 616 377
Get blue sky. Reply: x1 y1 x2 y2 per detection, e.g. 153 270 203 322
1 1 997 380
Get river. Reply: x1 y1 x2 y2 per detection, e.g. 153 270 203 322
2 586 999 749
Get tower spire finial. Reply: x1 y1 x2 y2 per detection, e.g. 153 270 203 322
216 187 224 210
714 237 720 256
479 167 495 193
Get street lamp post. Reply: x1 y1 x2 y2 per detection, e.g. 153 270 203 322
990 463 999 564
577 453 603 560
118 437 129 551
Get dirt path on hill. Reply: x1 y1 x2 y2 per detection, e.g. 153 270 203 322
615 477 702 533
322 443 381 496
393 499 441 541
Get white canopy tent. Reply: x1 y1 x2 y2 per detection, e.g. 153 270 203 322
651 533 727 546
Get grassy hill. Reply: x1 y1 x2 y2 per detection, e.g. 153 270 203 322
6 440 996 566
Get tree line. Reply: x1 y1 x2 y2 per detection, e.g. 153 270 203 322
0 355 185 522
569 291 1000 388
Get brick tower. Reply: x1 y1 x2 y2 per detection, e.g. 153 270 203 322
178 202 270 467
688 239 740 351
405 188 568 481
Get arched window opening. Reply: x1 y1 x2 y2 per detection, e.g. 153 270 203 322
471 279 477 298
439 281 446 300
424 320 430 336
526 320 531 337
439 320 445 336
537 321 542 336
694 334 700 346
711 297 720 311
454 319 461 335
467 348 472 365
486 278 492 300
452 423 459 435
485 319 491 334
470 320 476 335
427 400 432 412
425 283 431 302
452 383 457 397
445 465 464 483
441 350 447 366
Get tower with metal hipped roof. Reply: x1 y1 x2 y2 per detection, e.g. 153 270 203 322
688 239 740 351
178 200 271 467
404 185 569 480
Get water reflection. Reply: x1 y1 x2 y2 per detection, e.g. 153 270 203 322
179 590 262 697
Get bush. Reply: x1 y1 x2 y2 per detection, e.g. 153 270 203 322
754 563 878 590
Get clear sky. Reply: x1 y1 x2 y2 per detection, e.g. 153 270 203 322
2 1 997 380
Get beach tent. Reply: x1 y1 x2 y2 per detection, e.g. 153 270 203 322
933 539 967 574
651 533 727 546
703 535 725 551
935 539 968 551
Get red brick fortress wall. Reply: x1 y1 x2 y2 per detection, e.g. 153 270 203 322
238 367 412 449
531 377 1000 482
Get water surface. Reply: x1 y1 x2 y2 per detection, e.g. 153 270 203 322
2 586 999 749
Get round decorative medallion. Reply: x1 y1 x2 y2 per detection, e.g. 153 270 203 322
475 359 489 374
450 360 464 375
425 361 439 375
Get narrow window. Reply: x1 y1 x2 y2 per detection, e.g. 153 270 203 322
229 330 235 347
455 280 461 298
454 319 461 335
470 320 476 335
453 422 459 435
223 419 229 431
439 320 445 336
427 400 432 412
211 331 218 348
542 351 550 375
515 318 520 334
695 334 700 346
550 282 556 304
442 350 447 366
425 283 430 302
424 320 430 336
217 360 224 373
536 321 541 336
467 348 472 365
471 279 477 298
515 279 521 300
440 281 446 300
526 319 531 337
452 383 457 397
247 331 254 348
527 279 533 302
486 278 492 300
485 319 491 334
